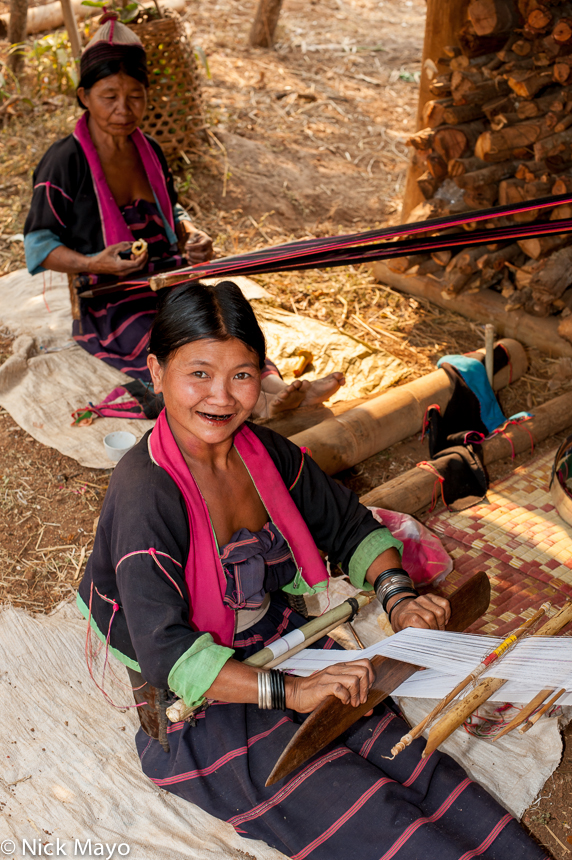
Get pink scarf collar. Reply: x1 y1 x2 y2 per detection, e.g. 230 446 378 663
148 411 329 646
73 113 175 246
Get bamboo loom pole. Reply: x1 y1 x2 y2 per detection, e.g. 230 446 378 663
492 688 554 741
422 601 572 757
360 390 572 514
288 338 526 475
243 592 374 668
165 592 374 723
389 603 548 758
520 689 566 733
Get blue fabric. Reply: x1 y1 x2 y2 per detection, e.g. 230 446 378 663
173 202 192 225
152 192 178 246
437 355 505 434
25 196 179 277
24 229 63 275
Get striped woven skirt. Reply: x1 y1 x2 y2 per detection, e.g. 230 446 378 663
136 594 546 860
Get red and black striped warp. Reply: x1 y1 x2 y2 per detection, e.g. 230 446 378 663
80 191 572 296
176 190 572 282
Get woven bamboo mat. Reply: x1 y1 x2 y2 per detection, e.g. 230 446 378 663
425 449 572 636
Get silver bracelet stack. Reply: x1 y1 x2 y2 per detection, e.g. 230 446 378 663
257 669 286 710
373 567 419 613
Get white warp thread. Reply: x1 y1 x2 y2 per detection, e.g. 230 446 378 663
278 628 572 704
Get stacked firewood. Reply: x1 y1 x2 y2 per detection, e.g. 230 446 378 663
395 0 572 341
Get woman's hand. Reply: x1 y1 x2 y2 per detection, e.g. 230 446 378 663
91 242 148 275
285 659 375 713
388 594 450 633
184 229 213 264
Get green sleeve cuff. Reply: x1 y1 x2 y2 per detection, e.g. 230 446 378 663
168 633 234 710
347 529 404 591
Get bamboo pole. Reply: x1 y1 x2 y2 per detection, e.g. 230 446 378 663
422 601 572 757
289 339 527 475
390 603 548 757
520 688 566 733
243 592 374 668
492 688 553 740
164 592 374 722
360 390 572 514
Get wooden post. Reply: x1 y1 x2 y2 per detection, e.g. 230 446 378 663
249 0 283 48
60 0 81 59
7 0 28 73
401 0 471 220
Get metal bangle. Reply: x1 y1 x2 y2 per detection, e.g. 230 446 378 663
376 575 414 605
373 568 409 592
376 575 413 599
382 586 419 614
258 671 272 710
387 594 417 625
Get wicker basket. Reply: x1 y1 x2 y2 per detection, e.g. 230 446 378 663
131 11 205 159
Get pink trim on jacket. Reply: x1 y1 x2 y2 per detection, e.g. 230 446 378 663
73 113 175 246
148 411 329 646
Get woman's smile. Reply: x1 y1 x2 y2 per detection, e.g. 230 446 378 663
148 336 262 456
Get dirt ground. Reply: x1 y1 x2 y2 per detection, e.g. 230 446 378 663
2 0 572 855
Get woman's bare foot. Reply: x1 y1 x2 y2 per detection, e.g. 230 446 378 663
299 372 345 407
253 379 310 419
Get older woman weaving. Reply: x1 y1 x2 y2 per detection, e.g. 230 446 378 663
23 14 343 417
77 280 543 860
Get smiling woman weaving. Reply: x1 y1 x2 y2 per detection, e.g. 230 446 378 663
77 280 544 860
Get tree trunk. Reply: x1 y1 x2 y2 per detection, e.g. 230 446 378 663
7 0 28 73
401 0 471 221
249 0 283 48
60 0 81 59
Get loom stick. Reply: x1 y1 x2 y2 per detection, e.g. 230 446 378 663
165 592 374 722
492 688 554 741
422 600 572 758
244 592 375 669
390 602 548 758
520 688 566 733
265 570 491 787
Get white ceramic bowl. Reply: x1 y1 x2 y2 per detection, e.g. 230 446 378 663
103 431 137 463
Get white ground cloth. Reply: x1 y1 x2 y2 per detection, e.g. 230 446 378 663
0 269 405 469
0 601 286 860
0 590 563 860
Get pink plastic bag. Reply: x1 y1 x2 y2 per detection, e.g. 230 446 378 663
369 507 453 587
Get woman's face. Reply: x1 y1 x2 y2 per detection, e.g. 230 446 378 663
77 72 147 137
148 337 262 451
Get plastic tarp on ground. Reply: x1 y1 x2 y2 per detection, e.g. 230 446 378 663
0 269 406 469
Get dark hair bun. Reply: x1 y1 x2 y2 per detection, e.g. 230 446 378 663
148 280 267 369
